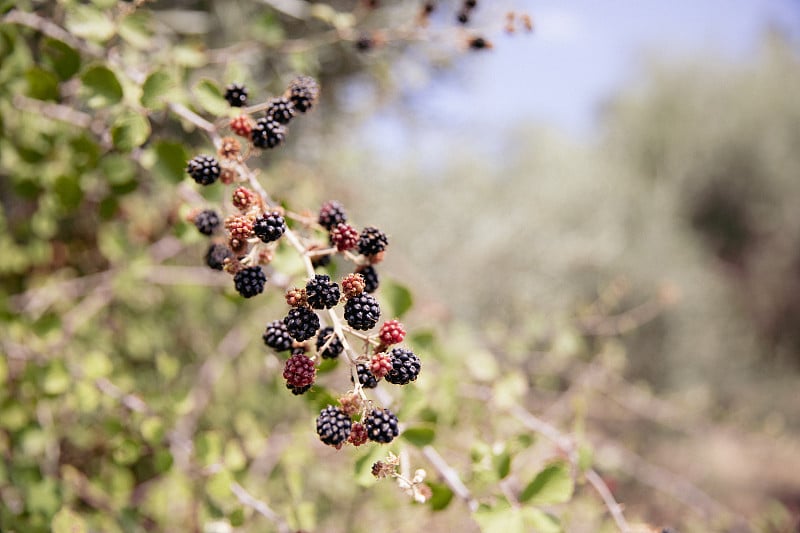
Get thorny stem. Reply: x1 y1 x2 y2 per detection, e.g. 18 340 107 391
421 446 479 512
231 482 291 533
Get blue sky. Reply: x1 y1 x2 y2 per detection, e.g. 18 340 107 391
351 0 800 156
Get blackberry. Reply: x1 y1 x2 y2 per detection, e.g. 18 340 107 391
287 75 320 113
384 347 421 385
370 352 392 379
357 226 388 256
357 265 379 293
234 266 267 298
315 326 344 359
379 319 405 346
348 422 368 446
232 187 258 212
194 209 220 236
318 200 347 230
305 274 340 309
266 97 295 125
468 36 491 50
341 273 366 299
356 33 374 51
283 307 320 341
352 363 379 389
263 320 293 352
230 115 253 137
457 10 469 24
331 223 359 252
224 83 248 107
316 405 351 447
309 245 332 269
344 293 380 330
364 408 399 444
251 118 286 149
283 353 316 395
205 243 232 270
253 212 286 243
186 155 220 186
218 137 241 159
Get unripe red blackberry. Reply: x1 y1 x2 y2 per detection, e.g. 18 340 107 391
318 200 347 231
379 320 406 346
234 266 267 298
316 405 351 447
341 273 366 299
225 215 254 242
305 274 340 309
251 118 286 149
369 352 392 379
283 307 320 341
357 265 379 293
316 326 344 359
285 287 308 308
357 226 388 256
283 353 316 394
364 408 399 443
232 187 259 212
331 223 359 252
384 347 421 385
338 392 363 417
193 209 220 236
205 243 232 270
224 82 248 107
348 422 368 446
253 211 286 243
186 155 220 186
344 293 380 330
352 363 379 389
230 115 253 137
263 319 293 352
286 75 320 113
218 137 241 160
266 96 295 125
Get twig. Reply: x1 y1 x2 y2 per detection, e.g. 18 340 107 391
168 102 222 148
421 445 479 512
230 482 291 533
585 469 631 533
2 9 104 57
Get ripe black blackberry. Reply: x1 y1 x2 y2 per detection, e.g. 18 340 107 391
364 408 399 443
283 306 320 341
283 353 316 395
205 243 232 270
384 347 421 385
263 320 293 352
344 293 380 330
357 265 379 293
318 200 347 231
316 327 344 359
251 118 286 149
193 209 220 236
316 405 352 446
186 155 220 186
305 274 340 309
224 83 248 107
356 33 374 51
266 97 295 125
287 75 320 113
234 266 267 298
357 226 388 256
253 212 286 243
352 363 379 389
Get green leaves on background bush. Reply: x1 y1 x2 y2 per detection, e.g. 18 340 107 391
383 280 413 319
192 79 228 116
111 111 150 151
64 4 116 43
141 70 176 110
519 461 574 505
81 65 123 107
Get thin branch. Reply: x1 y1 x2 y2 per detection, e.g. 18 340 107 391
2 9 104 57
168 102 222 147
230 482 291 533
422 445 479 512
585 469 632 533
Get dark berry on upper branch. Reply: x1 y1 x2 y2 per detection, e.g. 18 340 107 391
357 265 379 293
316 326 344 359
305 274 340 309
364 408 399 443
234 266 267 298
344 293 380 330
357 226 388 256
286 75 320 113
253 212 286 243
283 307 320 341
186 155 220 186
224 83 248 107
205 243 232 270
194 209 220 236
263 320 293 352
251 118 286 149
266 97 295 125
318 200 347 231
316 405 352 446
384 347 421 385
352 363 379 389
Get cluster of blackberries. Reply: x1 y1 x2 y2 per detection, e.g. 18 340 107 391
352 346 421 388
316 405 399 447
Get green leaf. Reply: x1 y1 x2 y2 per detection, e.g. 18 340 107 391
519 461 574 505
111 112 150 152
65 5 115 43
81 65 123 107
521 508 562 533
302 387 339 413
52 506 88 533
400 426 435 447
354 445 387 487
473 502 525 533
118 12 153 49
41 39 81 81
384 280 413 318
141 70 175 110
193 79 228 116
427 481 454 511
26 67 59 101
151 140 189 183
493 449 512 480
